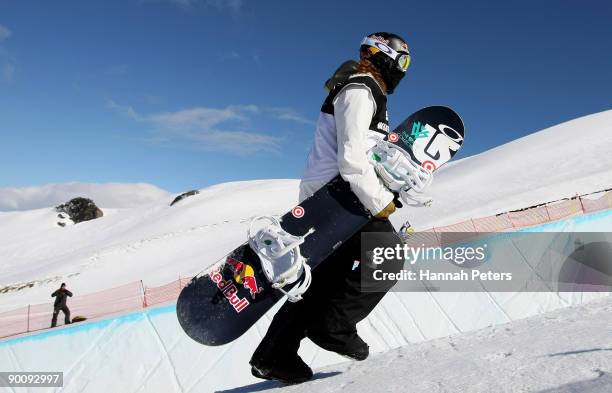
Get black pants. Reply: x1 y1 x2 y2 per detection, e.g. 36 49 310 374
251 218 403 365
51 305 70 327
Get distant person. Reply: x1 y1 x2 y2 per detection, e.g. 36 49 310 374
51 283 72 327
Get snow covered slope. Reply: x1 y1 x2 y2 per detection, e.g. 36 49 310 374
0 180 299 311
1 110 611 311
0 110 611 393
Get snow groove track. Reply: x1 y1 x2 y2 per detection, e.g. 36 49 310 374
1 210 610 393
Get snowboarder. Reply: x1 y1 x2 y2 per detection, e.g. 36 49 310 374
249 32 414 384
51 283 73 327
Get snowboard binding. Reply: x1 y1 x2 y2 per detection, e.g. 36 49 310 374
369 138 433 206
248 216 314 302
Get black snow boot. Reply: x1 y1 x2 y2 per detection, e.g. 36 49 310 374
339 339 369 361
308 331 370 361
250 355 313 384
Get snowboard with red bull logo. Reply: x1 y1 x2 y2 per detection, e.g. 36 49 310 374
176 106 464 346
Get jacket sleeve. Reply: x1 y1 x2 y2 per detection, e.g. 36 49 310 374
66 290 73 297
51 290 58 297
333 85 394 215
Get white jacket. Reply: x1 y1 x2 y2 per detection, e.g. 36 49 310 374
300 83 394 215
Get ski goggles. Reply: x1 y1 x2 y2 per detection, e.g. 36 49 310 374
361 36 411 72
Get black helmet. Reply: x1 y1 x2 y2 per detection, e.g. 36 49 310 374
360 32 411 94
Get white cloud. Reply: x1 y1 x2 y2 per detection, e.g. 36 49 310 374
0 25 11 42
0 183 172 211
153 105 259 127
109 101 285 155
150 106 247 131
1 63 14 83
266 107 317 126
108 101 314 155
173 128 282 155
148 105 281 154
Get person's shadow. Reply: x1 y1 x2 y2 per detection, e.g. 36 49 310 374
215 372 342 393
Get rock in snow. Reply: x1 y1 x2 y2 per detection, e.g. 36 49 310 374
170 190 200 206
55 197 103 224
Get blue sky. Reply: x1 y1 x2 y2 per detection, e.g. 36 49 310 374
1 0 611 192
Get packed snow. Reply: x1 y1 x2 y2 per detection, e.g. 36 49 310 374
225 296 612 393
0 109 611 393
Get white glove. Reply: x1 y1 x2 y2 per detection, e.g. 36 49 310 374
369 139 434 194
